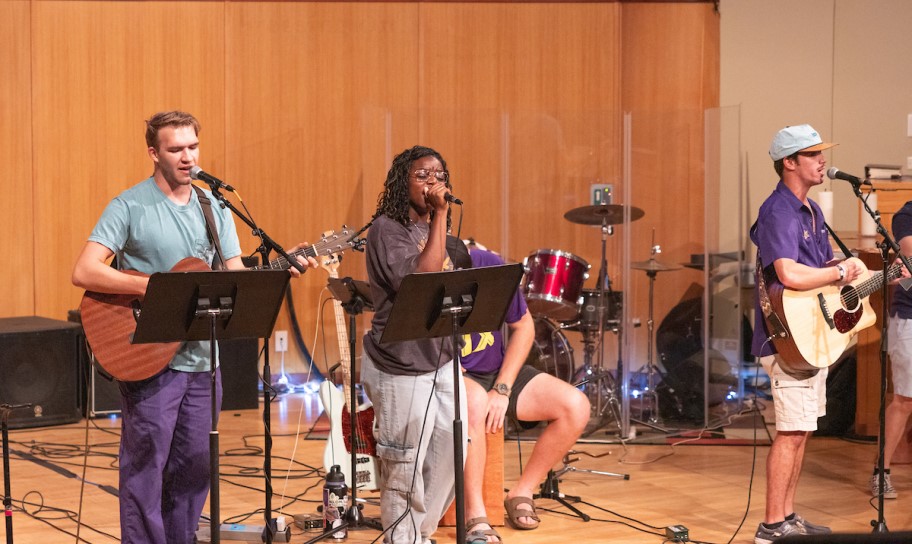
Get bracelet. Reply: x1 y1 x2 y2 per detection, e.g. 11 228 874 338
836 264 846 281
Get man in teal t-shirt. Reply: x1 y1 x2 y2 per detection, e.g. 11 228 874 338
72 111 316 543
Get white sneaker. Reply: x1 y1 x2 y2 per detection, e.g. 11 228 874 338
754 520 801 544
792 513 831 535
870 472 897 499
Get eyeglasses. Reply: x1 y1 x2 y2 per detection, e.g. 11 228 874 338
412 169 448 182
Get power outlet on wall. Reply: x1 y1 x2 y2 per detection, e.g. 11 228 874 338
275 330 288 352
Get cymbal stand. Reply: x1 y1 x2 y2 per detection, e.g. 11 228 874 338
574 215 629 442
576 330 624 440
634 244 669 432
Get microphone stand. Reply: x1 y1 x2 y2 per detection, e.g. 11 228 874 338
851 184 912 534
207 185 304 544
2 404 32 544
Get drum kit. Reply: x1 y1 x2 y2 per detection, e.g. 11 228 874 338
519 203 682 437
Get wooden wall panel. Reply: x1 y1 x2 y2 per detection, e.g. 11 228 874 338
14 0 718 379
31 0 227 321
420 3 623 268
225 2 420 375
621 2 719 368
0 1 34 318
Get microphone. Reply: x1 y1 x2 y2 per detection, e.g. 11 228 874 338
827 167 871 187
444 193 463 205
189 166 235 192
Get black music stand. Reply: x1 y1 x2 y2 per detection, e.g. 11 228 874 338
380 264 523 544
132 268 290 544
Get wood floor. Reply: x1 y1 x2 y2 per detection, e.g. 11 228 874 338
3 392 911 544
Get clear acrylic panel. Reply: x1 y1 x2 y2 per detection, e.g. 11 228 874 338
360 104 742 438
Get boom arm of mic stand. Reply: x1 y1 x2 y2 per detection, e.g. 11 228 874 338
208 189 305 274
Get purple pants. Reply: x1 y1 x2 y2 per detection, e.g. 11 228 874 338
118 368 222 544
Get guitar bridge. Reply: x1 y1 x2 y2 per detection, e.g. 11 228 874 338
817 292 835 330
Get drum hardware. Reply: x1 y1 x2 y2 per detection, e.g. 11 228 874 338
550 449 630 483
562 202 645 442
630 236 682 432
534 449 629 522
574 327 626 442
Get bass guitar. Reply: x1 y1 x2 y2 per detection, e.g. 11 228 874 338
318 253 380 490
767 257 912 374
80 228 355 382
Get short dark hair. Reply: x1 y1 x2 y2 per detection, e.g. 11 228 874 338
773 151 799 177
144 111 200 150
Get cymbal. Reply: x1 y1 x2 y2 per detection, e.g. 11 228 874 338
563 204 645 226
630 259 682 272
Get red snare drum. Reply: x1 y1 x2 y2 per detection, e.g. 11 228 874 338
521 249 590 321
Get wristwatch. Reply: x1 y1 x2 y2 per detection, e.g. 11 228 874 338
493 383 511 397
836 263 846 281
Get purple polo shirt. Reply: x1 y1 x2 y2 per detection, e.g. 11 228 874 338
751 181 834 357
461 249 527 374
891 202 912 318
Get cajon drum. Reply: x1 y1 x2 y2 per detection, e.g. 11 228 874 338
441 428 505 526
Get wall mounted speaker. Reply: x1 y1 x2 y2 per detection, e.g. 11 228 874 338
0 316 83 429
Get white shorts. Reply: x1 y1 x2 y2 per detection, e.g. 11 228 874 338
759 354 827 432
887 316 912 397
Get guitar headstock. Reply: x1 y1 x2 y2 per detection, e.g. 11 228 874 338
311 227 356 258
321 250 342 277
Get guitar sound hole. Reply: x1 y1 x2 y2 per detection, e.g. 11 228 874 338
840 286 860 313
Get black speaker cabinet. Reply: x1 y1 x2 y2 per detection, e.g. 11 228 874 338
219 338 259 411
0 316 83 429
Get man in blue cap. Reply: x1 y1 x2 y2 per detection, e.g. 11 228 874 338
750 124 863 543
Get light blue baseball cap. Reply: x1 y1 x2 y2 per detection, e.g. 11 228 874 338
769 124 837 161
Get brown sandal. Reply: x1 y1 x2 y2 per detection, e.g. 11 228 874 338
466 516 503 543
504 496 540 530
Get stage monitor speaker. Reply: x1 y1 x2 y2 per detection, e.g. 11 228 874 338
219 338 259 411
0 316 83 429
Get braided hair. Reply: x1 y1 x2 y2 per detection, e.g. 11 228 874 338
374 145 452 231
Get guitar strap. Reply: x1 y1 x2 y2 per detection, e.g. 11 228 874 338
755 253 790 341
825 222 853 260
756 220 849 343
193 185 227 271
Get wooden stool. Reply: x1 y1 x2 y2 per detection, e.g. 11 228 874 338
440 428 505 526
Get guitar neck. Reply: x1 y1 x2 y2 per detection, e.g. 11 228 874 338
252 246 318 271
329 272 354 409
249 228 355 271
854 263 903 300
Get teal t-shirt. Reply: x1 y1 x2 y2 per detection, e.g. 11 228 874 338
88 177 242 372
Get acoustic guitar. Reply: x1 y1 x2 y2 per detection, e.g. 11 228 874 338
80 228 355 382
766 257 912 374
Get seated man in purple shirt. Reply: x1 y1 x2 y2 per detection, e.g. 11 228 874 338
460 246 590 543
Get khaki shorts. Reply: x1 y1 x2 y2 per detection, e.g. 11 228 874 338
759 354 828 432
888 316 912 397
